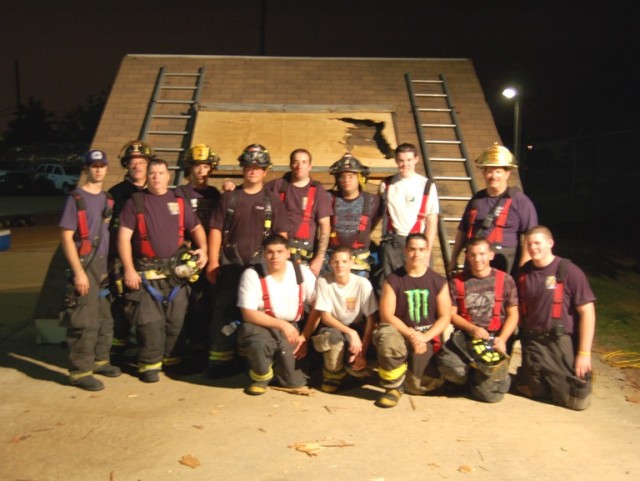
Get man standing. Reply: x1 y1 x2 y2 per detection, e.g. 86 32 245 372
265 148 332 275
237 234 317 395
327 153 382 277
379 143 439 288
118 159 208 383
174 143 221 370
448 143 538 276
514 226 596 410
59 150 121 391
312 246 378 393
373 233 451 408
437 238 518 402
205 144 289 378
109 140 153 362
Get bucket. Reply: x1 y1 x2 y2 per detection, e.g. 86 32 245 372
0 229 10 251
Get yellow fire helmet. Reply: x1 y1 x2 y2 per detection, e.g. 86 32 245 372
475 143 517 169
183 143 220 171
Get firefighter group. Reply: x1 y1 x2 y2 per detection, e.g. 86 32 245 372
58 140 595 410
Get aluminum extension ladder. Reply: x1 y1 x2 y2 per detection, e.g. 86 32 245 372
405 73 477 270
139 66 206 187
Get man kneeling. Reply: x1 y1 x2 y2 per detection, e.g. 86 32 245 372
437 238 518 402
374 233 451 408
237 234 317 395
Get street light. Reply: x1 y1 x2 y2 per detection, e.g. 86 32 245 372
502 87 521 164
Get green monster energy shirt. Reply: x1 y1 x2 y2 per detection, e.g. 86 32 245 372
386 266 447 330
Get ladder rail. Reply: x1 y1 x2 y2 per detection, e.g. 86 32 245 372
404 73 450 268
139 66 206 187
405 72 478 271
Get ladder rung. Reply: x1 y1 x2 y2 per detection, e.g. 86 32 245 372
422 124 456 128
434 176 472 181
161 86 198 91
148 130 188 135
425 140 461 145
165 73 201 77
430 157 466 163
418 108 452 112
157 100 196 104
153 114 192 119
440 196 472 201
154 147 185 152
412 80 443 84
415 93 447 98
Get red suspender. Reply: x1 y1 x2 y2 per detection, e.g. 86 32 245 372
486 198 512 244
410 184 430 234
71 192 92 256
176 197 185 246
552 279 564 320
294 185 316 240
489 270 505 331
453 273 468 320
466 209 477 240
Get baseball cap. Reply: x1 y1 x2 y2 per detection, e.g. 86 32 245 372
84 150 108 166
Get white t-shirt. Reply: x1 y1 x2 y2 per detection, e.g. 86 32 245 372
380 173 439 236
314 273 378 326
237 262 317 322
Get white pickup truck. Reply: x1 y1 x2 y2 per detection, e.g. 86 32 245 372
33 163 81 193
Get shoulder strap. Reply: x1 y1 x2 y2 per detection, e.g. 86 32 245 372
488 269 505 331
71 189 92 257
176 196 185 246
354 192 374 248
263 190 273 237
410 178 434 234
133 191 156 258
552 259 569 320
293 184 316 240
453 272 468 321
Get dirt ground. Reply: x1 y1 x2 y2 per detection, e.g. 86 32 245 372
0 197 639 481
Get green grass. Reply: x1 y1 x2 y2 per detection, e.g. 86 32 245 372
588 270 640 354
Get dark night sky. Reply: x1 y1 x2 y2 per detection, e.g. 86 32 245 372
2 0 638 144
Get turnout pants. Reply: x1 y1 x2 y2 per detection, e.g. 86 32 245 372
515 332 592 411
62 256 114 379
124 278 189 373
238 322 307 388
373 323 443 394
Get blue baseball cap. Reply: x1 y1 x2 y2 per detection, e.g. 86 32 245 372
84 150 108 166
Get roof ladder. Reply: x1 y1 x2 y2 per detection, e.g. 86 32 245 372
139 66 206 187
405 73 477 269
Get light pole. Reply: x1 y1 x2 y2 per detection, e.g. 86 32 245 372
502 87 521 164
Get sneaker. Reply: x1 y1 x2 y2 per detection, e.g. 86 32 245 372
71 375 105 392
375 388 403 408
244 382 268 396
140 370 160 383
94 363 122 378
